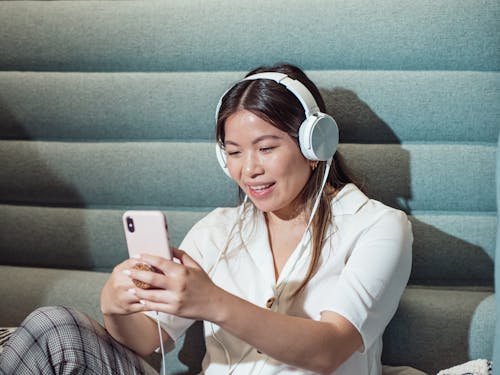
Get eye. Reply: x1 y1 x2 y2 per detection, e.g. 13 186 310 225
226 150 240 156
259 146 275 153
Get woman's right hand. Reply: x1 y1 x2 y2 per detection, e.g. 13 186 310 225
100 258 144 316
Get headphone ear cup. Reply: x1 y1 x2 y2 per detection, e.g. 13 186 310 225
298 113 339 161
215 143 231 177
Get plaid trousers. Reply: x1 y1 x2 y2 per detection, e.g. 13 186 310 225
0 306 159 375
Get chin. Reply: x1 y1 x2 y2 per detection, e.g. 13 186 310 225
247 199 271 213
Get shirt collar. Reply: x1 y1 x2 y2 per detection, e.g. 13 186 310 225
331 183 369 216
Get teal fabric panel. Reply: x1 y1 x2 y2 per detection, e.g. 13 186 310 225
310 71 500 144
0 72 230 141
0 204 495 282
0 265 109 325
0 205 211 271
341 143 496 212
410 214 495 284
1 71 498 143
1 1 499 72
1 141 495 211
0 141 238 207
1 204 494 281
469 294 495 360
382 287 494 374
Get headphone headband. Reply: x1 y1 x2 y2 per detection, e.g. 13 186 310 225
242 72 320 116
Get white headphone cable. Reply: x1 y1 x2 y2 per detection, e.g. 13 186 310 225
208 195 248 373
209 159 332 374
155 311 167 375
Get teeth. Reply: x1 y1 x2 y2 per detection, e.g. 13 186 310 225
250 184 272 191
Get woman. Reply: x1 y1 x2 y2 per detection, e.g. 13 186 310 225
0 63 412 374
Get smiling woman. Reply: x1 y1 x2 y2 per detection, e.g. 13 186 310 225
0 63 413 375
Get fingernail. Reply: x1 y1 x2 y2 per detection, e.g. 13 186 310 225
123 269 131 276
131 254 141 259
139 300 146 305
127 288 136 295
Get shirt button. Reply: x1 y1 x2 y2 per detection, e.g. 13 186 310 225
266 297 276 309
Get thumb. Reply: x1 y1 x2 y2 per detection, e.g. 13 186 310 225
172 248 200 268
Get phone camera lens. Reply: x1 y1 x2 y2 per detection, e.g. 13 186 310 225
126 217 135 233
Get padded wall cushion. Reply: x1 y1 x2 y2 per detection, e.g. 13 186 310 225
342 144 496 212
1 71 498 143
0 1 499 72
0 205 209 271
0 265 109 325
469 294 495 359
0 205 495 282
0 142 494 211
0 141 237 207
0 72 232 141
383 287 494 374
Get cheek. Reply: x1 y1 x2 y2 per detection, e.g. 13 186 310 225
226 161 239 180
226 159 245 184
277 157 311 187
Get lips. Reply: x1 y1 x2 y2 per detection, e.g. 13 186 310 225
247 182 275 196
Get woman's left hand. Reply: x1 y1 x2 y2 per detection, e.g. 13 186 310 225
124 248 222 321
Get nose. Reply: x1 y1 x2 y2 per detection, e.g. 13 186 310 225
242 151 264 178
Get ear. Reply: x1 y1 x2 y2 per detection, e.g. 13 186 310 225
215 143 231 177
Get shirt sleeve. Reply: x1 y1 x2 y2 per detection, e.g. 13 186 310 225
323 208 413 352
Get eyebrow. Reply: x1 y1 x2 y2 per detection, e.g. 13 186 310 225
225 134 283 146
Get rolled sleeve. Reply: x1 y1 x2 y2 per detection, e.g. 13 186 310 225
323 209 413 351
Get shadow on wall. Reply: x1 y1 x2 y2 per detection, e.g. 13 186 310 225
322 87 411 209
322 87 494 374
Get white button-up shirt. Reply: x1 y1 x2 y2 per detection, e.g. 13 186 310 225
147 183 413 374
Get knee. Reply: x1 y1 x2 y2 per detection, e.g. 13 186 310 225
21 306 85 340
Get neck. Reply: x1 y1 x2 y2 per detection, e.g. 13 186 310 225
264 203 309 230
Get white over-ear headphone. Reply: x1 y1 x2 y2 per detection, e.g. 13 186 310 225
215 72 339 176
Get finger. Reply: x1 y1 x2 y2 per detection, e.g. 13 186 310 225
136 297 178 316
113 257 144 273
132 286 184 315
138 253 184 275
125 267 174 290
134 288 177 305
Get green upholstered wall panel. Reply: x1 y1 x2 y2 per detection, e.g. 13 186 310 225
0 1 499 72
469 294 495 360
410 214 495 284
0 205 210 271
0 141 237 207
312 71 500 144
0 72 228 141
341 143 496 212
0 141 495 211
1 71 498 143
0 204 495 283
0 265 109 325
383 287 494 374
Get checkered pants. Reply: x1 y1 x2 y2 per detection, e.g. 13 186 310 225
0 306 159 375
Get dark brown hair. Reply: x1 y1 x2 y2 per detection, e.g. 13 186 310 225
216 63 353 295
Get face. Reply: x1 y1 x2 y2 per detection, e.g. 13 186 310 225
224 110 312 219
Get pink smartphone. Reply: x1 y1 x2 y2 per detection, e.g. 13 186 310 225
122 210 172 260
